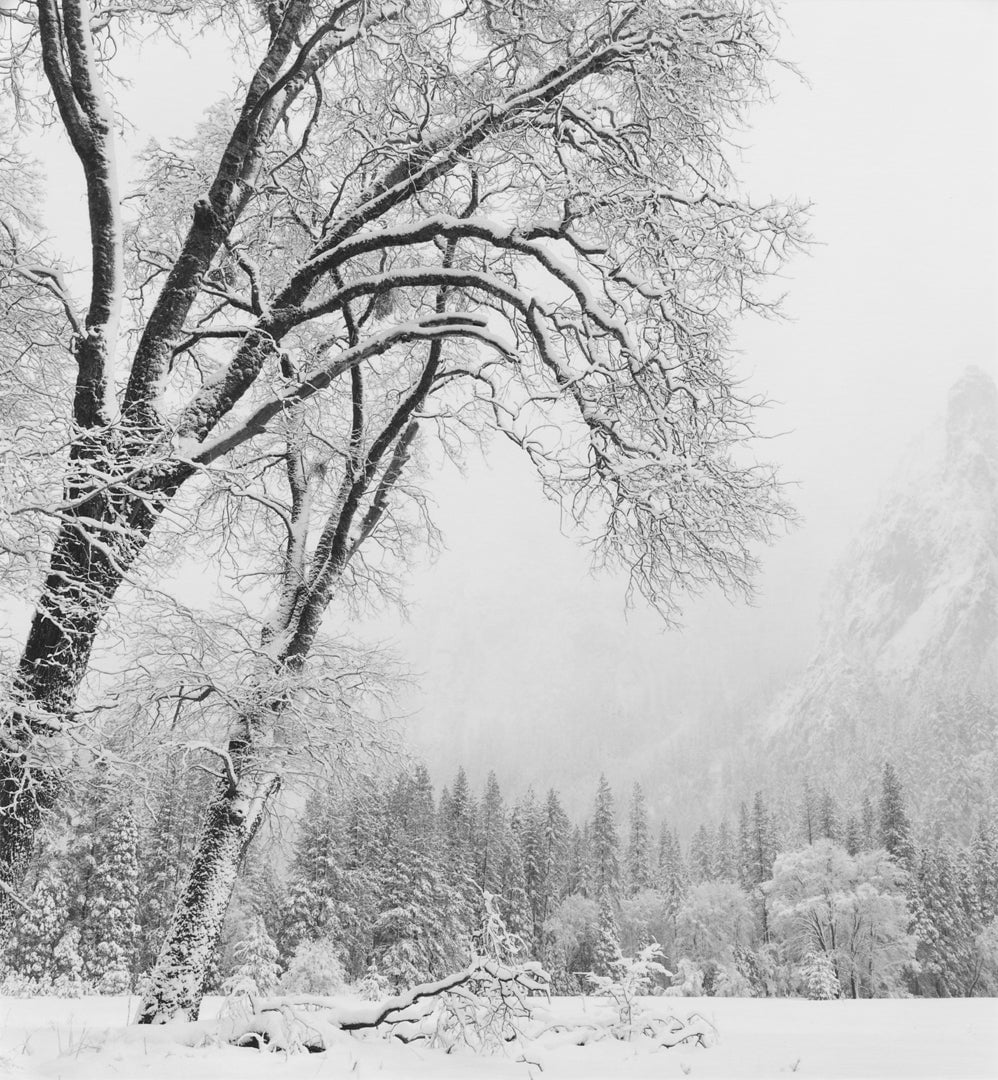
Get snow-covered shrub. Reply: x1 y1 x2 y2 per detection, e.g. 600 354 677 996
280 938 346 994
664 957 705 997
430 961 550 1053
0 973 45 997
354 963 391 1001
712 962 753 997
584 944 672 1038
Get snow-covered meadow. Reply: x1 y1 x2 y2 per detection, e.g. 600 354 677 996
2 995 996 1080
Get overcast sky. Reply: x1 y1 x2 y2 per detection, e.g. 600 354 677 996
26 0 998 799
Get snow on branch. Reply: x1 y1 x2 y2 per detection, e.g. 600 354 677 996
186 315 513 465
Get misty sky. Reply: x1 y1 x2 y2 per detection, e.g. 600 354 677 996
350 0 998 791
22 1 998 799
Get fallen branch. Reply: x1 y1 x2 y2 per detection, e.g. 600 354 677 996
229 958 550 1052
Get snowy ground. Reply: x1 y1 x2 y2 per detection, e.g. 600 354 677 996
1 994 996 1080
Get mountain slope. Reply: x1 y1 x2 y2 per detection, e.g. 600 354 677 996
652 366 998 835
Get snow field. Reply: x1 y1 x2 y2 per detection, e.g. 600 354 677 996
1 995 996 1079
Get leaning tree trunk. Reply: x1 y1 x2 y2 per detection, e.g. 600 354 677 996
136 753 280 1023
0 490 157 933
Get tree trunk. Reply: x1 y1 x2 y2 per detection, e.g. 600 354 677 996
0 493 156 932
136 764 280 1023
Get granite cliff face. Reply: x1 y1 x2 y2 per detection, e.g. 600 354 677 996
811 365 997 701
652 367 998 833
751 366 998 827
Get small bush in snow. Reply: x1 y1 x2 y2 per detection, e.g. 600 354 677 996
280 938 347 994
665 957 705 997
584 944 673 1038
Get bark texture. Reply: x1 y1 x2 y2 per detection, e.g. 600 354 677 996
136 760 279 1022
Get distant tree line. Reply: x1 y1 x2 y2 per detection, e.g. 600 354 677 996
3 760 996 1000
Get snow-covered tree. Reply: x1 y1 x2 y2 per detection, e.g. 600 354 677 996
474 772 507 899
713 820 738 883
800 950 840 1000
591 890 623 978
689 824 715 884
817 791 842 845
544 895 599 992
768 840 916 998
224 915 282 997
591 776 620 900
280 938 347 995
801 780 818 846
442 767 477 889
675 881 754 972
626 783 652 895
619 888 673 959
5 864 74 987
540 789 571 916
79 792 139 991
879 764 916 867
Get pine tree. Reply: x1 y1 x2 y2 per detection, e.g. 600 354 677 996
737 801 754 890
626 783 652 895
655 823 687 960
590 776 620 899
566 826 589 897
801 779 817 846
497 835 534 952
281 786 346 959
801 950 840 1000
749 792 777 886
713 819 737 882
860 795 877 850
80 793 139 991
879 763 916 867
689 823 714 884
541 788 571 907
817 790 842 845
748 792 776 943
372 830 470 989
972 817 998 922
475 772 507 898
591 890 622 977
6 864 72 986
409 763 437 837
441 767 477 897
844 815 862 856
913 846 976 996
513 788 544 944
224 915 282 996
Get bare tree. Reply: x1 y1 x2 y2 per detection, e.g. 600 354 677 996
0 0 803 962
